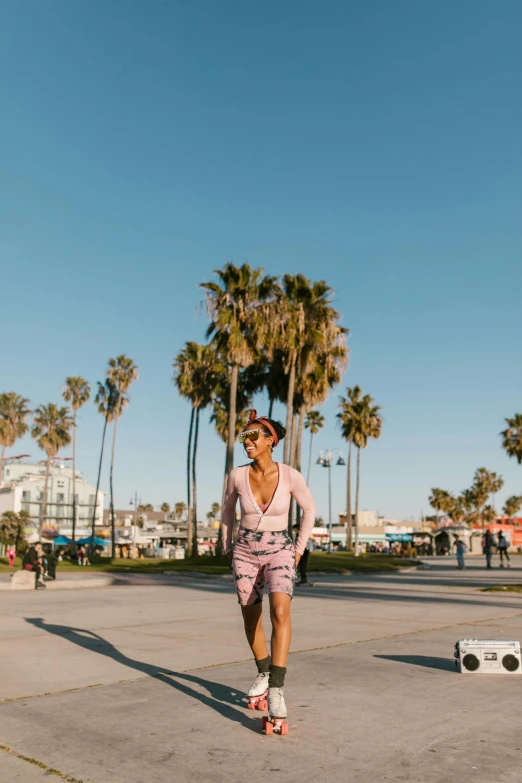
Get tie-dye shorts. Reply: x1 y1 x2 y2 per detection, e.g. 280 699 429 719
232 528 296 605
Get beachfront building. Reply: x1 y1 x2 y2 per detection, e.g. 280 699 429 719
0 457 104 536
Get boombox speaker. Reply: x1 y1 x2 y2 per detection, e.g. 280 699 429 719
455 639 521 674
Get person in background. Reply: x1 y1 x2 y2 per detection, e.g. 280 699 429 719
497 531 511 568
77 546 85 566
47 550 58 579
452 535 466 569
482 530 494 569
22 544 46 589
293 524 310 586
7 545 16 568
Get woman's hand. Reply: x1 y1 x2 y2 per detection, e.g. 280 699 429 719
295 552 302 567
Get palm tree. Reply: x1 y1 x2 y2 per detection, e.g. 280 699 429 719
174 502 186 521
338 386 364 551
429 488 453 528
0 509 30 552
209 365 254 475
344 393 383 556
91 380 122 552
31 404 73 536
448 496 466 526
501 414 522 464
174 342 221 557
503 496 522 522
0 393 31 484
106 356 139 554
270 274 346 465
488 471 504 509
482 505 497 528
211 502 221 519
305 411 325 484
200 263 279 474
160 503 170 514
472 468 498 529
62 377 91 543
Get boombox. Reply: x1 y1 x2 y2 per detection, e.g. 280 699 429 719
455 639 521 674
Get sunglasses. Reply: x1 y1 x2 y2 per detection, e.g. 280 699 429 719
239 429 263 444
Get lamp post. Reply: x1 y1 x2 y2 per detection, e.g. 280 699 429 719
316 449 346 554
129 492 141 557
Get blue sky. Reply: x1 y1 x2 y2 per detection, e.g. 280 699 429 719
2 0 521 523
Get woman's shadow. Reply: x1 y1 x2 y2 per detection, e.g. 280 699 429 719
25 617 258 732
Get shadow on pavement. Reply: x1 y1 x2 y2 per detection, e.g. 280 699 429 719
24 617 258 733
374 654 456 672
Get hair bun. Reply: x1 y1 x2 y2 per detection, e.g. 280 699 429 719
248 409 258 424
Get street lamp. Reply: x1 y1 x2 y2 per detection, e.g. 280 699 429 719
129 492 141 556
316 449 346 553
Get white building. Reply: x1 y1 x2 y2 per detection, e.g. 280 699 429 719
0 458 104 534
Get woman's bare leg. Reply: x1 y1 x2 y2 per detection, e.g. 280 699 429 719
241 603 269 660
269 592 292 666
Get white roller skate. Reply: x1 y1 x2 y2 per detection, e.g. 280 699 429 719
247 672 269 712
262 687 289 736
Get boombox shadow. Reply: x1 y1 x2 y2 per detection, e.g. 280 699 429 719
374 654 456 672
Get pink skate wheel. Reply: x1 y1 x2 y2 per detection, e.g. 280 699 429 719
261 716 268 730
265 720 274 735
280 722 289 736
247 701 256 711
258 699 268 711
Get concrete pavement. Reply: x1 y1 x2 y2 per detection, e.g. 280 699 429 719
1 556 522 783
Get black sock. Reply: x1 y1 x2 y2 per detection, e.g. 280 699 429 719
268 664 286 688
256 655 271 674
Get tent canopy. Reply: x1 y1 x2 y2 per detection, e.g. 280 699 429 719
386 533 413 542
76 536 109 547
53 535 72 546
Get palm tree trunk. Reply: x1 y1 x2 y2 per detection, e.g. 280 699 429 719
39 455 51 538
290 411 299 467
268 396 274 419
91 415 108 552
109 414 119 557
306 431 314 485
346 442 352 552
186 407 195 559
226 363 239 474
72 411 77 544
354 447 361 557
284 354 297 465
191 407 200 558
296 406 305 471
0 444 5 487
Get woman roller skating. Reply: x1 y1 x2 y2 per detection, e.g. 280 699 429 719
221 410 316 735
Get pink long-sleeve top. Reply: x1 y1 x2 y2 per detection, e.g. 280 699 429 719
221 462 316 556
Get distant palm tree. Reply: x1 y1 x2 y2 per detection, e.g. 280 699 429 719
174 502 186 521
429 488 453 528
160 503 170 514
63 377 91 543
91 380 122 551
305 411 325 484
448 496 466 526
503 496 522 522
0 393 31 483
344 393 383 555
31 404 73 536
338 386 364 551
501 414 522 464
271 274 346 466
482 505 497 528
200 263 278 474
174 342 220 557
106 356 139 554
0 509 30 552
209 366 254 474
472 468 499 529
211 502 221 519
